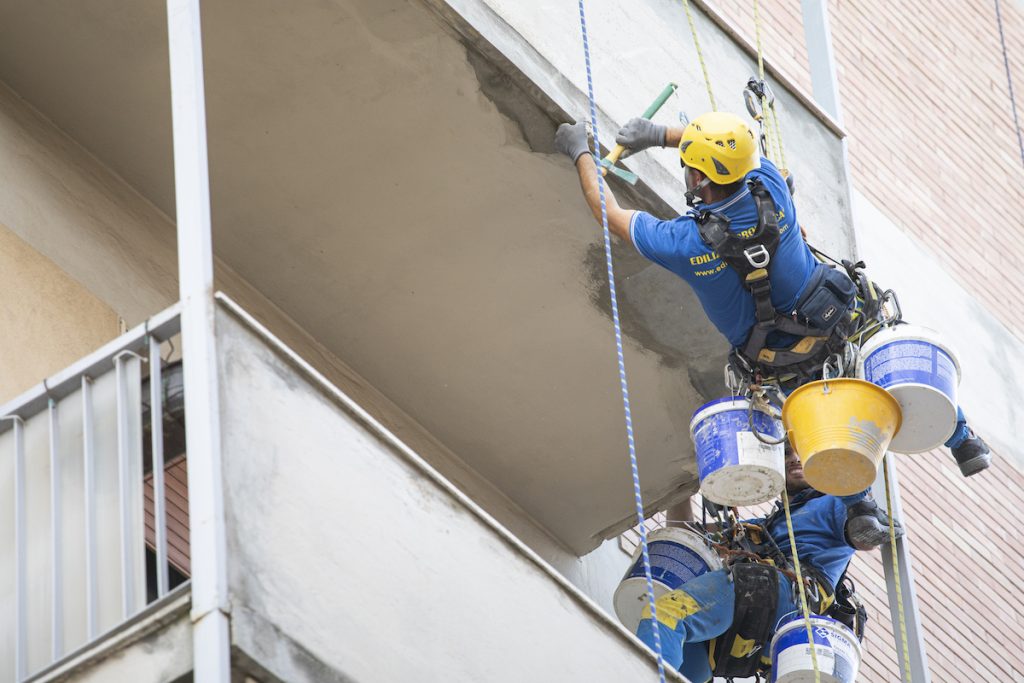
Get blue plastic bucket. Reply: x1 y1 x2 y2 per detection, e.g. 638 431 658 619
770 614 861 683
612 527 722 632
689 397 785 506
860 324 960 453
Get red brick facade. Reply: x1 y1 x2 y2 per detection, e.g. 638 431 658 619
689 1 1024 679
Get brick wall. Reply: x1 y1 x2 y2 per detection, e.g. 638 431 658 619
690 1 1024 680
706 0 1024 341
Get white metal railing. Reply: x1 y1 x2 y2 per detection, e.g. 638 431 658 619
0 304 183 682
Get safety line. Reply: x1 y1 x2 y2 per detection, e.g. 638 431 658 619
752 0 787 168
883 455 913 682
782 489 821 683
575 2 666 681
681 0 717 111
995 0 1024 168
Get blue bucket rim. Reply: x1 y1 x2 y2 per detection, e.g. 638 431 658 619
771 613 861 658
860 323 961 379
689 396 780 437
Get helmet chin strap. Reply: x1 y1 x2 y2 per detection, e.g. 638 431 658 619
685 176 712 207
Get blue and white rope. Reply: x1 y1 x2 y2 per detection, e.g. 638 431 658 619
575 2 666 680
995 0 1024 168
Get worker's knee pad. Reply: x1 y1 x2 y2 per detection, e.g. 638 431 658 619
641 589 703 630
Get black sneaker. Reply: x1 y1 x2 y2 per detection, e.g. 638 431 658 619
845 499 904 549
951 429 991 477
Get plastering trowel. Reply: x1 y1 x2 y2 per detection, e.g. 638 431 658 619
598 82 678 185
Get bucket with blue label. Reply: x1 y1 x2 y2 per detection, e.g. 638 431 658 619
859 324 960 453
689 397 786 506
613 527 722 632
771 614 862 683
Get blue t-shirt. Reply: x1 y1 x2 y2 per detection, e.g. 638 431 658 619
763 493 855 589
630 157 819 348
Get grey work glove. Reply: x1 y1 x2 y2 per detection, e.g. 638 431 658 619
615 117 667 157
554 122 592 163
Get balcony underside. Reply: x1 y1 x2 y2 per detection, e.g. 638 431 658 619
0 0 851 553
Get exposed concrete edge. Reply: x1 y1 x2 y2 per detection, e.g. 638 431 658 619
214 292 688 682
27 584 192 682
419 0 684 218
423 0 844 146
691 0 846 138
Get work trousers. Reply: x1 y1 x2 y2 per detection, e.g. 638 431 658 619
635 490 866 682
635 568 799 683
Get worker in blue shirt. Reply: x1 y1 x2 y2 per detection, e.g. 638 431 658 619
630 445 898 682
553 113 990 476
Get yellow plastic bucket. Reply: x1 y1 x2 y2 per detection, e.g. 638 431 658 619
782 379 902 495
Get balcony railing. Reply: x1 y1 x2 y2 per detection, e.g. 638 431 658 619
0 304 186 682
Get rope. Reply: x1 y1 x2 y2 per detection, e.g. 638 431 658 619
681 0 717 111
883 455 914 682
782 488 821 683
995 0 1024 168
751 0 787 168
575 3 666 681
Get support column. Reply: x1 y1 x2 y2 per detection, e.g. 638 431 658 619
872 457 931 683
165 1 230 680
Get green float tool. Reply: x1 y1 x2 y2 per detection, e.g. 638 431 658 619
598 82 679 185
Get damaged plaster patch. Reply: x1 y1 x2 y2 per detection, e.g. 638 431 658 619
465 47 556 153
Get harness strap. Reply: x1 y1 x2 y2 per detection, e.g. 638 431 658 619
709 562 780 678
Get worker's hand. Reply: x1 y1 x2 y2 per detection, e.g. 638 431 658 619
615 117 667 157
554 122 592 163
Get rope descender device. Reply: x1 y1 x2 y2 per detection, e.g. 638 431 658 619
598 82 678 186
744 76 776 159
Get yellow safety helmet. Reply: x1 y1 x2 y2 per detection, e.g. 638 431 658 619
679 112 760 185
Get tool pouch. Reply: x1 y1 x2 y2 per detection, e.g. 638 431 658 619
793 263 857 332
709 563 779 679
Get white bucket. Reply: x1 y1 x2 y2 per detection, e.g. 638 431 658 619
859 324 961 453
771 615 862 683
613 527 722 632
689 397 786 506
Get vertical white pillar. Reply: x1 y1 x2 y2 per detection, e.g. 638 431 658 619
150 337 170 598
872 457 931 683
800 0 843 123
165 0 230 680
48 399 64 661
114 352 146 620
82 376 99 641
800 0 863 257
5 416 27 681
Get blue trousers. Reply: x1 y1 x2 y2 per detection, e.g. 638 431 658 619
944 406 969 448
636 568 800 682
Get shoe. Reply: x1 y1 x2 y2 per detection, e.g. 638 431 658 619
951 429 991 477
845 499 904 549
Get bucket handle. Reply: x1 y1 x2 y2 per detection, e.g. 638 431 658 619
748 399 786 446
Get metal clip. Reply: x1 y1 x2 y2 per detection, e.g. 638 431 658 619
744 244 771 268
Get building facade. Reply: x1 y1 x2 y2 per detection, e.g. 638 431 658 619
0 0 1019 680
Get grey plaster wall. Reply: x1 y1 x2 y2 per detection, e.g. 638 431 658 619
0 63 603 591
215 301 686 683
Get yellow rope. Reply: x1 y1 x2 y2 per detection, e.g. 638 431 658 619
782 489 821 683
768 100 787 169
681 0 717 111
751 0 788 169
883 455 914 682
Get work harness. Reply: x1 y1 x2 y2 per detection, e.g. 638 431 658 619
695 178 889 390
703 491 868 681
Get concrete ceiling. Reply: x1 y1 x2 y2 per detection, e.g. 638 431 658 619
0 0 728 553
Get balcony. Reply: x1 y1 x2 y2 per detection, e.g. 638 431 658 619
0 296 682 682
0 0 854 560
